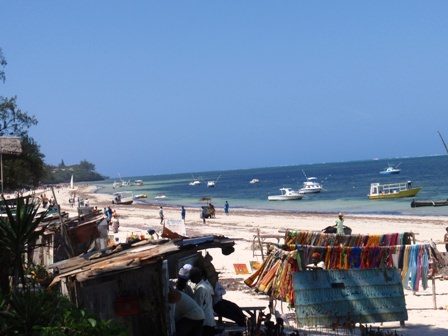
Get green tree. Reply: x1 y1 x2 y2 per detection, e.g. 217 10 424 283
0 96 38 137
3 136 46 190
0 48 45 191
79 159 95 171
0 48 6 83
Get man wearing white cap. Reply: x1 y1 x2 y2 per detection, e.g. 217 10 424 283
177 264 194 297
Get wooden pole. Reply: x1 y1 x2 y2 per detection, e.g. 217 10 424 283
257 228 264 261
51 186 75 258
432 277 437 310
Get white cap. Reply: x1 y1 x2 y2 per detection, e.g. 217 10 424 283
178 264 192 279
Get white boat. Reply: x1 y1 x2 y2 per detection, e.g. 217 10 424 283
112 191 134 205
299 177 322 194
207 175 221 188
379 163 401 175
155 194 167 199
249 178 260 184
133 179 144 186
189 175 202 186
268 188 304 201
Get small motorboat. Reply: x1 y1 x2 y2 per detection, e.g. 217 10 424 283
189 175 202 186
155 194 167 199
133 180 144 186
112 191 134 205
134 194 148 199
268 188 304 201
250 178 260 184
299 177 322 194
379 163 401 175
207 175 221 188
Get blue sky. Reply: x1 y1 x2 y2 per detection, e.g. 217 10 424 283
1 1 448 178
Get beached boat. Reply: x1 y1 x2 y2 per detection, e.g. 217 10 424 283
112 191 134 205
410 199 448 208
268 188 304 201
299 177 322 194
250 178 260 184
379 163 401 175
368 181 421 199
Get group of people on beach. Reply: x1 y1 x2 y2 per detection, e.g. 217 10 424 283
158 202 231 226
103 206 119 233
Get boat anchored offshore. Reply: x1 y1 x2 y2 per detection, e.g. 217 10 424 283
368 181 421 199
268 188 304 201
299 177 322 194
299 170 322 194
250 178 260 184
379 163 401 175
207 175 221 188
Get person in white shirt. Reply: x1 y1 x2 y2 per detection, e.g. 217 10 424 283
189 266 217 336
168 287 204 336
306 252 325 270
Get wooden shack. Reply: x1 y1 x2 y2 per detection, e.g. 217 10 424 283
48 235 235 336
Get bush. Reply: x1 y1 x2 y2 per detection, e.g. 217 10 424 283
0 289 127 336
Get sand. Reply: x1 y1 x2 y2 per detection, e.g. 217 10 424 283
52 184 448 335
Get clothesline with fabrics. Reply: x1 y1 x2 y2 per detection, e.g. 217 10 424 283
245 230 430 307
284 229 415 247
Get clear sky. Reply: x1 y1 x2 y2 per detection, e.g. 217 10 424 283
1 1 448 178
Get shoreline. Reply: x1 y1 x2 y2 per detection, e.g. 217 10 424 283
69 185 448 246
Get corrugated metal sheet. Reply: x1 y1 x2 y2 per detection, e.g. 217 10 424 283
293 268 408 326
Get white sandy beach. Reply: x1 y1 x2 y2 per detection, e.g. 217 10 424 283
52 185 448 335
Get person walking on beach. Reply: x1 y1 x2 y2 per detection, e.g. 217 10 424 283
224 201 229 216
159 206 164 225
336 212 344 234
444 227 448 252
181 206 186 221
201 207 206 224
111 213 120 233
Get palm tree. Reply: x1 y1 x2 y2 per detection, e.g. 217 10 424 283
0 194 47 294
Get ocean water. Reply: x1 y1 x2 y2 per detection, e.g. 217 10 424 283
94 155 448 216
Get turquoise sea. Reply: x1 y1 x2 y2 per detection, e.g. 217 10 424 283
94 155 448 217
